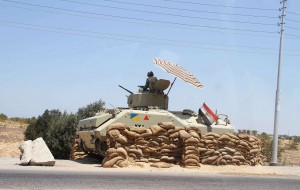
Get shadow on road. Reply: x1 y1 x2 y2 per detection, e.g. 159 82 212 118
71 155 102 165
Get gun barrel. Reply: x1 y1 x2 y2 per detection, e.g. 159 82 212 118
118 85 133 94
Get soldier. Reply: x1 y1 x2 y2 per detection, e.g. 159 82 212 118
143 71 158 92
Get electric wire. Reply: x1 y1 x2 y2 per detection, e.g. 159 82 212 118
62 0 275 19
1 20 299 55
162 0 277 11
0 2 298 56
61 0 275 26
1 23 288 56
0 3 278 39
0 19 281 51
286 34 300 38
286 26 300 31
97 0 276 18
286 18 300 23
287 11 300 16
1 1 277 34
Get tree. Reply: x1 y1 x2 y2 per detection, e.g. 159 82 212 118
46 113 77 159
24 99 106 159
258 133 283 162
24 109 76 159
77 99 105 120
25 109 62 141
0 113 8 121
251 130 258 136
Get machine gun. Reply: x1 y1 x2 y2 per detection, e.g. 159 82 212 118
118 85 133 94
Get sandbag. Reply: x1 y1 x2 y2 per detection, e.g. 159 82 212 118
184 158 200 166
117 160 129 168
116 147 128 159
205 132 221 138
103 156 124 168
160 156 175 163
108 152 119 159
169 132 180 138
141 129 153 138
179 130 191 140
108 129 120 138
183 154 199 161
218 134 231 141
149 158 161 163
161 143 177 149
185 137 200 144
186 126 201 134
189 131 201 139
150 125 167 135
130 127 148 134
122 130 140 139
158 122 175 130
127 148 143 157
107 123 126 131
116 134 128 144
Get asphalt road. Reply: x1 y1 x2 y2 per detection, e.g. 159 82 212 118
1 169 300 190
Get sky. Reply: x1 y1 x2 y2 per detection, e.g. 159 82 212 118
0 0 299 135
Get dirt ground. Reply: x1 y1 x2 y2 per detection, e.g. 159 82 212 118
281 143 300 166
0 120 27 158
1 120 300 175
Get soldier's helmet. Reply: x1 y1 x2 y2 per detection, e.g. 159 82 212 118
147 71 154 77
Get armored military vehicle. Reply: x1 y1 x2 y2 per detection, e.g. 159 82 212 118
76 58 235 157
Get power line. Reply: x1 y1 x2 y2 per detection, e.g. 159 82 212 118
2 20 298 56
1 1 277 34
286 18 300 23
286 26 300 31
61 0 275 26
60 0 277 19
0 19 281 51
162 0 277 11
286 34 300 38
0 3 278 39
287 11 300 16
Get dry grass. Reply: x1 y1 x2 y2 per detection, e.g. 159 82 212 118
281 143 300 166
0 121 27 158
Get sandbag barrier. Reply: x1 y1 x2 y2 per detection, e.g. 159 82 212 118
70 135 87 160
200 133 265 166
102 123 265 168
102 122 202 168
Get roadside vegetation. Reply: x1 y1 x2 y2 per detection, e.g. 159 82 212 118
238 130 300 164
0 113 32 125
23 99 105 159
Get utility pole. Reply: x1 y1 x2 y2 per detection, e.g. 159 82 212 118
270 0 286 166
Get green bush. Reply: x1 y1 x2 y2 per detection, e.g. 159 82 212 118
24 109 76 159
259 134 283 162
24 99 105 159
0 113 8 121
77 100 105 120
10 117 32 124
293 136 300 144
287 141 298 150
46 113 78 159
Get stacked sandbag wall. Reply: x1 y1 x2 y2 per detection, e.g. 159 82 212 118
199 133 265 166
70 135 87 160
102 122 202 168
102 123 265 168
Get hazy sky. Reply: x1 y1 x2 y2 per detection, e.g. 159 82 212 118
0 0 299 135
